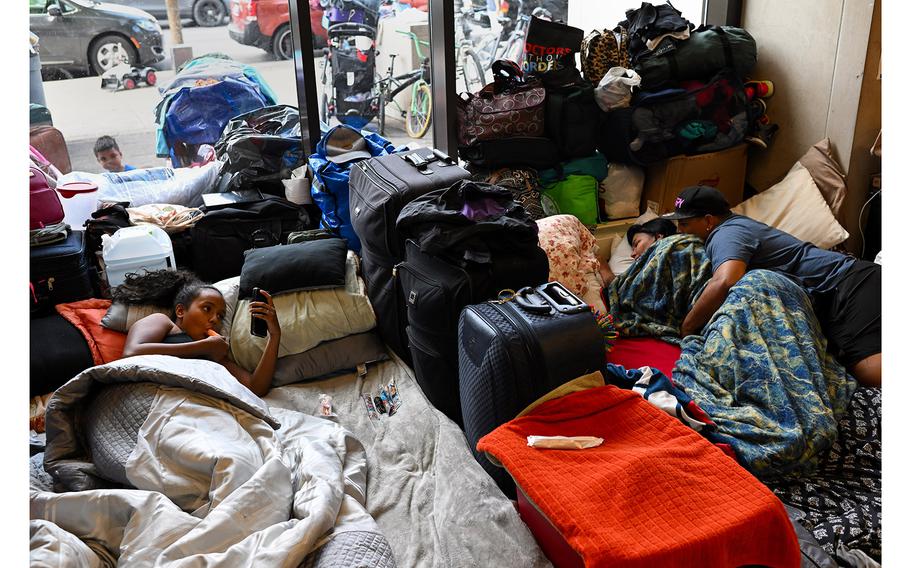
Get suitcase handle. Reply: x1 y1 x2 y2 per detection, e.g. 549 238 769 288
513 287 552 314
514 282 591 316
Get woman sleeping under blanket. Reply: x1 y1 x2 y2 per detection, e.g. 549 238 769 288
116 269 280 397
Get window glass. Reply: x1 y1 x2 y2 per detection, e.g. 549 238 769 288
29 0 46 15
32 0 305 173
314 0 436 147
567 0 704 33
453 0 705 93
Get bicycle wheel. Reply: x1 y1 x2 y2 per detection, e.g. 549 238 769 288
406 82 432 139
460 48 486 94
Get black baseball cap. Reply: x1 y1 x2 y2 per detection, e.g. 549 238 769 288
661 185 731 220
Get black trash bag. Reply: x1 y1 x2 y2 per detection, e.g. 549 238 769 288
215 104 304 180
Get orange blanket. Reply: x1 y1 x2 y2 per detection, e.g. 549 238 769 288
55 299 126 365
478 386 800 568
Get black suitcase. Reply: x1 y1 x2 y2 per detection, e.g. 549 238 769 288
458 282 604 495
399 239 549 425
349 148 469 360
191 196 312 282
30 230 95 318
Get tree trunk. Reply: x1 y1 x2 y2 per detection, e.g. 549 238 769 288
165 0 184 45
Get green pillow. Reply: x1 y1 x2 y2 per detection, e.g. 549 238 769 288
541 174 600 225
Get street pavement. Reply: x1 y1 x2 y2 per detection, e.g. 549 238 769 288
43 25 416 174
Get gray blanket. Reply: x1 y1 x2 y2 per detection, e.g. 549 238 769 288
265 354 552 568
32 355 391 567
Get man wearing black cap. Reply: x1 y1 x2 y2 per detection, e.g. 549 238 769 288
665 185 881 387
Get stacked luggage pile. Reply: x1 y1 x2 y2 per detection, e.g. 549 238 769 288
27 2 804 565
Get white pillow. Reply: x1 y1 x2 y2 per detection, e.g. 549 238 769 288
608 209 658 275
732 162 849 249
211 276 240 340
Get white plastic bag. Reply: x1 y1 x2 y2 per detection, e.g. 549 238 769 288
594 67 642 112
599 163 645 220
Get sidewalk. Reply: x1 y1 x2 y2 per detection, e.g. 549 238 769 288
45 58 416 174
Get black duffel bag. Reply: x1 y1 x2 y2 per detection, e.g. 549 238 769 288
545 79 602 160
634 25 757 90
191 196 313 282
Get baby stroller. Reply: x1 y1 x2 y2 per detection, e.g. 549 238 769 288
319 0 382 130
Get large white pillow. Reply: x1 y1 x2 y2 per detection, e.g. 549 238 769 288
229 252 376 371
608 209 658 275
732 162 849 249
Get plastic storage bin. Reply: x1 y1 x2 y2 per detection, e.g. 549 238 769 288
56 181 99 230
102 225 176 288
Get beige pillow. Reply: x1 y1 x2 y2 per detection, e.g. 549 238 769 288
608 209 658 275
797 138 847 217
101 303 172 333
732 162 849 249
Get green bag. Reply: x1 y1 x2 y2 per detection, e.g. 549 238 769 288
541 174 599 226
538 152 608 186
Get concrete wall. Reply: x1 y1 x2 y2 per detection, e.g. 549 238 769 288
742 0 879 253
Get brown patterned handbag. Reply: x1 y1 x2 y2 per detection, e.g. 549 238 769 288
456 60 546 147
580 26 630 86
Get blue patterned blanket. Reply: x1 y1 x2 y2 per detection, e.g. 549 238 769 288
606 234 712 343
607 236 857 478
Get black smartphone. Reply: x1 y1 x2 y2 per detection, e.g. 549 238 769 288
250 287 268 337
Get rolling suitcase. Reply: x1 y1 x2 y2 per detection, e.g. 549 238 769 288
458 282 604 495
30 125 72 175
349 147 469 360
398 240 549 425
30 230 95 318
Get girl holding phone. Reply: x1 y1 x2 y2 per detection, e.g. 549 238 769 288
118 270 281 397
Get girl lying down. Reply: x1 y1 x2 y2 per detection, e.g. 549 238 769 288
536 215 677 312
116 270 280 397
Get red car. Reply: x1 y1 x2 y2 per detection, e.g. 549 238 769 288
228 0 328 60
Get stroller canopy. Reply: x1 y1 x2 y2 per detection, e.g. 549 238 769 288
154 55 279 161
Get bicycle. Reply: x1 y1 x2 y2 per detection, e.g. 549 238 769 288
455 0 553 93
375 30 433 138
319 25 431 138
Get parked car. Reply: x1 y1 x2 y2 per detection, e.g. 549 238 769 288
103 0 230 27
228 0 328 61
29 0 165 76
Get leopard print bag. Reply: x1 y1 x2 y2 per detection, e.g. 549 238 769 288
581 26 631 86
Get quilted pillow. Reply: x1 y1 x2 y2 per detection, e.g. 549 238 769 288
732 162 849 249
230 252 376 372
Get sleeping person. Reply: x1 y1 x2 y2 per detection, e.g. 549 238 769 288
600 218 679 285
118 270 281 397
667 185 881 387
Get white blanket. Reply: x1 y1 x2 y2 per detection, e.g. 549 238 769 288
31 356 382 567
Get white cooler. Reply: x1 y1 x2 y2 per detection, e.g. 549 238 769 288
102 225 176 288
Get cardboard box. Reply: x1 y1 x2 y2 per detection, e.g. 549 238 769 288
641 144 748 215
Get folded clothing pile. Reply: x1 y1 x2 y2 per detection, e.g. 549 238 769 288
228 238 385 385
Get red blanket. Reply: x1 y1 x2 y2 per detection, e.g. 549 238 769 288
478 386 800 568
56 299 126 365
